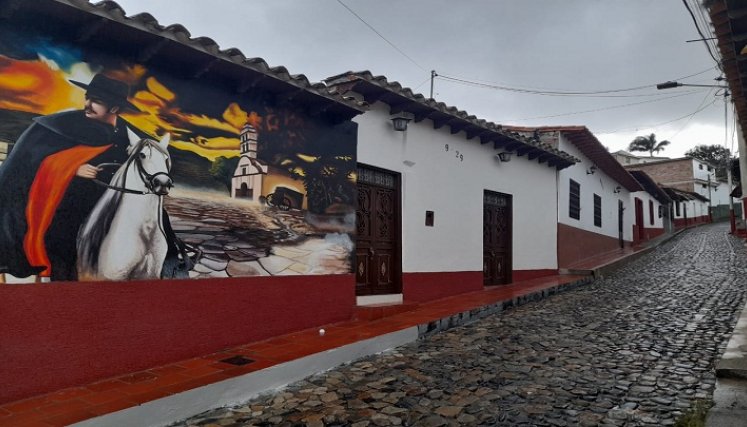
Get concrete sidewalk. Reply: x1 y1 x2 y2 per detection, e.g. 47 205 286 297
707 301 747 426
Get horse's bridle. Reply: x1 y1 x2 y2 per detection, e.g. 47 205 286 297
93 139 173 195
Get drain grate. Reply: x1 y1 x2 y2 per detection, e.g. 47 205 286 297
219 355 255 366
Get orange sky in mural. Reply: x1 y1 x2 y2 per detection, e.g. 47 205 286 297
0 56 83 114
0 56 259 162
124 75 255 161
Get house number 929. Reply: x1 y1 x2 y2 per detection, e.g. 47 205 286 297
444 144 464 162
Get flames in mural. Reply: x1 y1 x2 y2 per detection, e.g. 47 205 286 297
0 54 259 161
0 55 84 114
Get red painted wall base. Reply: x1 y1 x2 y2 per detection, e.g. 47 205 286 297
512 269 559 282
673 215 710 229
402 269 559 303
633 226 665 244
558 223 629 268
0 274 355 404
403 271 482 303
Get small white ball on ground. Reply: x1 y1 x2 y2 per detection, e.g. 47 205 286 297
319 328 326 336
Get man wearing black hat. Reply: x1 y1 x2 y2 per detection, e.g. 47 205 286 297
0 73 150 281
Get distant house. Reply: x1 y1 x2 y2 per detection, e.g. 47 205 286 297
629 170 674 238
623 157 731 220
326 71 578 303
663 187 710 229
623 157 719 198
612 150 669 166
505 126 644 268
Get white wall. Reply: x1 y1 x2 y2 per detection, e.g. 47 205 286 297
673 199 708 219
711 181 733 207
355 103 559 273
630 191 664 229
557 135 633 242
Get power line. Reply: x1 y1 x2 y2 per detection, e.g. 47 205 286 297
434 66 718 98
682 0 721 68
439 75 684 98
335 0 426 72
596 98 719 134
665 86 717 141
504 90 705 122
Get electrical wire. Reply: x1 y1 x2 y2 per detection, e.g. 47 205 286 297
412 76 432 91
596 98 719 134
504 90 705 122
665 86 717 141
682 0 721 68
434 66 719 98
335 0 426 72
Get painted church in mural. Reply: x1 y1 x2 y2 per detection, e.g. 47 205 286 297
0 21 357 284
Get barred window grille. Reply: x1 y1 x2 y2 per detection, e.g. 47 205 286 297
569 179 581 220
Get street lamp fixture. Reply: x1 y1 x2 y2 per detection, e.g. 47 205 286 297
656 81 728 91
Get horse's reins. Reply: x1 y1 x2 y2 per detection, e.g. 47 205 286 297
92 140 172 195
91 140 199 271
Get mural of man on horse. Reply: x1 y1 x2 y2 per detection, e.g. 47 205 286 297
0 73 179 282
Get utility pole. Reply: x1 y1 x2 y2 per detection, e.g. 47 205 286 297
430 70 437 99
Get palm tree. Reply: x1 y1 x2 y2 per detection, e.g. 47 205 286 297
628 133 670 157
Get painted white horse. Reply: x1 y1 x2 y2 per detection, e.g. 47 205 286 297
77 130 173 281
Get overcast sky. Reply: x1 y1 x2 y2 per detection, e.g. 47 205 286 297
112 0 731 158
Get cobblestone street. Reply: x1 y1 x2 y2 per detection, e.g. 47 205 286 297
176 223 747 427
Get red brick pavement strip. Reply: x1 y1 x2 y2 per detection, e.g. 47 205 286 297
0 270 605 427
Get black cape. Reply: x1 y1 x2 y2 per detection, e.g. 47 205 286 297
0 110 159 280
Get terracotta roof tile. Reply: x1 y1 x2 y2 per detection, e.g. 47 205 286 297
54 0 365 114
325 71 578 170
505 125 643 191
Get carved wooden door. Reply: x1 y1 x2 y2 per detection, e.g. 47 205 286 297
355 166 401 295
483 191 512 286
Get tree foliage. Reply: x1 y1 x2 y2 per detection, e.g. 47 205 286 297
685 144 732 180
209 156 239 192
628 133 671 157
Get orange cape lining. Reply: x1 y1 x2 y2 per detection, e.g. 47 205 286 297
24 145 112 277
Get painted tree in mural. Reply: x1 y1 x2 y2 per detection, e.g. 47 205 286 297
685 144 732 180
209 156 239 191
257 108 356 214
284 153 356 214
628 133 670 157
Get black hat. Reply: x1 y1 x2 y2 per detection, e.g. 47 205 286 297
70 74 140 112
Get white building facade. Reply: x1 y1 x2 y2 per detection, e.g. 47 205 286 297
508 127 646 268
326 72 577 303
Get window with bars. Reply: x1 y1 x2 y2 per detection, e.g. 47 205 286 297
569 179 580 220
649 200 655 225
593 194 602 227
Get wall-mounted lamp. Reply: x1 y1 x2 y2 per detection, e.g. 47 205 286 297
496 152 512 162
586 165 597 175
390 112 413 132
613 186 621 194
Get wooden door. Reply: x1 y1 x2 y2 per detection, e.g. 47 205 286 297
483 191 512 286
618 200 624 248
634 198 644 241
355 166 401 295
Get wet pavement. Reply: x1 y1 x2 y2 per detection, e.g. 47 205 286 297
175 223 747 427
164 189 352 278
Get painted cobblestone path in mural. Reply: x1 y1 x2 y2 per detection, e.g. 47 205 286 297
165 190 352 278
177 223 747 426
